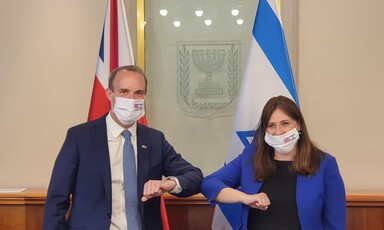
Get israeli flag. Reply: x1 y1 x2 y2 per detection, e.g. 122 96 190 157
212 0 299 229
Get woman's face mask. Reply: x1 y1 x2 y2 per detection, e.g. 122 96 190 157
264 127 300 154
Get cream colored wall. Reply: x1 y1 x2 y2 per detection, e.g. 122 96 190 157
0 0 136 188
299 0 384 190
0 0 383 191
0 1 101 187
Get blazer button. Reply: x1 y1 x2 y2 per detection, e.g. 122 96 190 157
107 213 111 219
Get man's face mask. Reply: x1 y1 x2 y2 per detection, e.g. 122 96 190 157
112 95 145 126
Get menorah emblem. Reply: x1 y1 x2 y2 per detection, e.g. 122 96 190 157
192 49 225 95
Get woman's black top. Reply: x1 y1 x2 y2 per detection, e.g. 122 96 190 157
247 160 302 230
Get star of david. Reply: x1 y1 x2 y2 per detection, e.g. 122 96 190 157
236 130 256 147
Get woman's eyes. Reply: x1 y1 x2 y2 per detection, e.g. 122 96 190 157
267 122 291 129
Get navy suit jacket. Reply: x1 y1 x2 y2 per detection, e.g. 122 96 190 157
44 115 203 230
201 143 346 230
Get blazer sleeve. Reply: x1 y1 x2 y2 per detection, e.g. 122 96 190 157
200 143 256 205
160 135 203 198
201 155 243 204
323 154 346 229
43 128 79 229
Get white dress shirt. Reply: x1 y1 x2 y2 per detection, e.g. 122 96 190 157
107 113 138 230
106 113 182 229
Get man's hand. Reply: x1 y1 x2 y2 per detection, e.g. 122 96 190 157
141 179 176 202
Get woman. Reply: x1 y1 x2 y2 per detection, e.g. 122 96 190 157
201 96 346 230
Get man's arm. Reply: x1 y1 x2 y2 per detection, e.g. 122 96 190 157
160 138 203 197
43 129 78 229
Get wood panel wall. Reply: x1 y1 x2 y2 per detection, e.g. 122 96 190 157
0 189 383 230
346 192 384 230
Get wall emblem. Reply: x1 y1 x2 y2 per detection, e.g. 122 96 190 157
177 41 240 118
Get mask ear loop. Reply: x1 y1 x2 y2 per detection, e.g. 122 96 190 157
294 126 301 135
294 128 300 139
110 93 116 110
295 124 301 135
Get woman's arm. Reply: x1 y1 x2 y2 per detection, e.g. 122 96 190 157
216 188 270 210
323 154 346 229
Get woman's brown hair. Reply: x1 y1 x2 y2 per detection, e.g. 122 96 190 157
253 96 325 181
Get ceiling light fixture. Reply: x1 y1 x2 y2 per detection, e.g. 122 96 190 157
159 9 168 16
195 10 203 17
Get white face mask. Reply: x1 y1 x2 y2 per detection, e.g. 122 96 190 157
264 128 300 154
112 96 145 126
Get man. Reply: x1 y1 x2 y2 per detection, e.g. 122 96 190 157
43 65 203 230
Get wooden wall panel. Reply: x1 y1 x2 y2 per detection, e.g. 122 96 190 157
0 189 383 230
0 205 26 230
164 194 214 230
25 205 45 230
347 207 384 230
346 192 384 230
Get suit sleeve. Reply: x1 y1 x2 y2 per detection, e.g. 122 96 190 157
160 135 203 197
323 155 346 230
43 128 79 230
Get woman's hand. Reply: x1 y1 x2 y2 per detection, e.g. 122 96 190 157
242 192 270 211
215 188 270 211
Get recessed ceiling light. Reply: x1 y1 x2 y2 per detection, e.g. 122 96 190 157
204 20 212 26
231 9 239 16
173 20 181 27
195 10 203 17
159 9 168 16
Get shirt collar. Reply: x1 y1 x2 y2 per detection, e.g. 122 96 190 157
106 112 137 140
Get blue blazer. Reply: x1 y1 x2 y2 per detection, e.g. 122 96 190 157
44 115 203 230
201 143 346 230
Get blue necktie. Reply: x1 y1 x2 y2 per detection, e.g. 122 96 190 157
121 130 142 230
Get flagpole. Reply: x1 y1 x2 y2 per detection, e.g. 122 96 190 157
135 1 170 229
137 0 145 69
212 0 299 229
